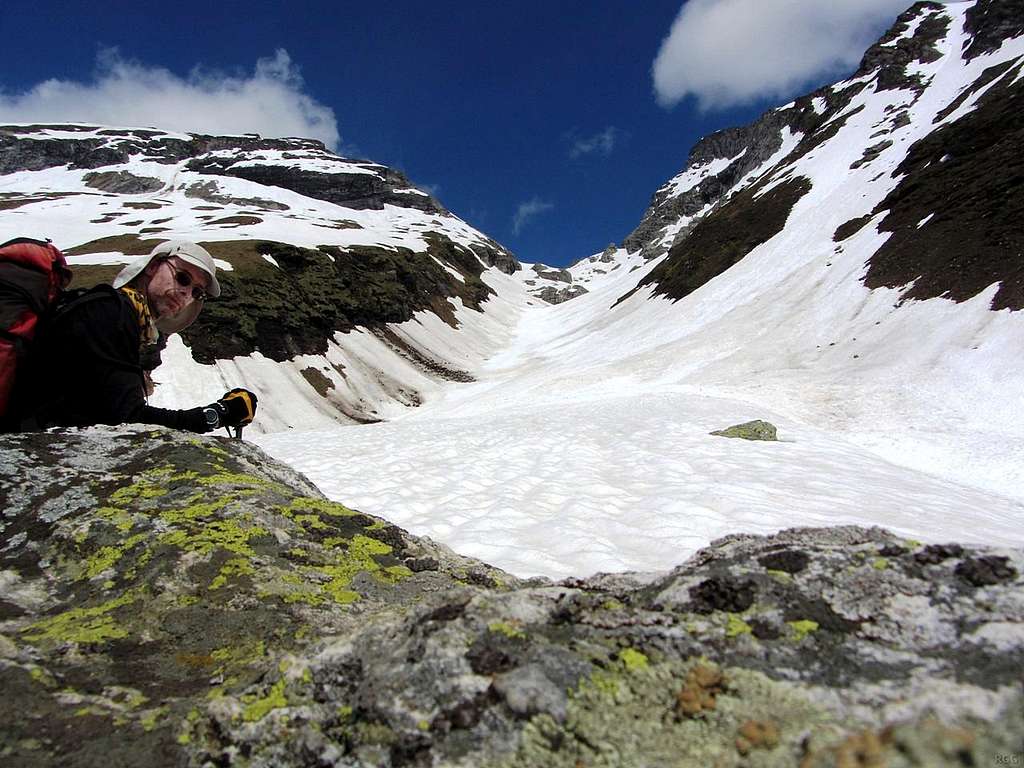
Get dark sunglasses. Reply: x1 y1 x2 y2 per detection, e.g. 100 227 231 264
163 259 208 301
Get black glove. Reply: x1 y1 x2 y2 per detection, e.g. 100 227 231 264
211 388 258 428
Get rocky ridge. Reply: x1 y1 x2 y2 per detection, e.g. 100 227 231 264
619 0 1023 312
1 428 1021 767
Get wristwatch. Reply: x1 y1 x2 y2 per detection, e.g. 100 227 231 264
203 406 221 429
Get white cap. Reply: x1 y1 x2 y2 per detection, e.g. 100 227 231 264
112 240 221 333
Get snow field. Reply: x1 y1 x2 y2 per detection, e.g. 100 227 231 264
256 389 1024 580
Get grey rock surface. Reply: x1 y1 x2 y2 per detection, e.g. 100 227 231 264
534 284 589 305
530 264 571 283
2 428 1021 767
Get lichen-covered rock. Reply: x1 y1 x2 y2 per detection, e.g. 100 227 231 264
710 419 778 441
0 427 519 768
2 429 1022 767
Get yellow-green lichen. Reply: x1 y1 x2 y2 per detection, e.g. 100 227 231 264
29 666 57 688
242 677 289 722
158 517 267 558
787 619 819 641
210 557 256 590
726 614 753 638
488 620 527 640
297 533 411 605
198 471 279 490
139 706 168 732
619 648 649 671
83 532 149 580
286 497 358 517
22 591 139 645
259 571 326 606
205 640 270 686
109 478 168 506
872 557 889 571
294 514 331 531
766 569 793 583
108 514 136 533
158 498 234 526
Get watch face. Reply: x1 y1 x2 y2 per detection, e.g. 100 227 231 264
205 408 219 426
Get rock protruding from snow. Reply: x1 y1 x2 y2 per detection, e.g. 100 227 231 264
710 420 779 441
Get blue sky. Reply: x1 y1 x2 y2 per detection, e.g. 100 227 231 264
0 1 911 266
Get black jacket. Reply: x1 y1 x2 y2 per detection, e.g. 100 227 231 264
14 286 210 432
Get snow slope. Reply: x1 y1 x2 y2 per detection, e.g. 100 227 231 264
256 1 1024 578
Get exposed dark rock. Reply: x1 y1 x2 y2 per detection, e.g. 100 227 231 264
531 264 571 283
616 1 987 269
82 171 164 194
963 0 1024 60
955 556 1019 586
854 3 948 92
850 140 894 169
533 284 588 305
0 126 516 279
915 543 965 564
187 153 446 215
689 577 757 614
625 177 811 304
759 549 810 574
834 214 874 242
1 431 1022 766
183 180 289 211
863 65 1024 311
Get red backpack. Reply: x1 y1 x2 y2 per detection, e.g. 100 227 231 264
0 238 73 421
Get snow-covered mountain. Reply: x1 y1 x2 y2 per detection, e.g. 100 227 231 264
1 0 1021 576
0 126 522 429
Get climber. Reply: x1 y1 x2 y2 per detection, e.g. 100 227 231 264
10 240 257 434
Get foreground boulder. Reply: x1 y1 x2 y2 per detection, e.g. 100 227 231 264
1 428 1021 767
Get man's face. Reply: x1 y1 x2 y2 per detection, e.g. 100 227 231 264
145 257 210 319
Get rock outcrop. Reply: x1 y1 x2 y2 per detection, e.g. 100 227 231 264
2 428 1021 767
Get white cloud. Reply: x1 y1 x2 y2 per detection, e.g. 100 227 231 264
569 126 626 159
512 198 554 235
0 48 340 149
652 0 914 110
